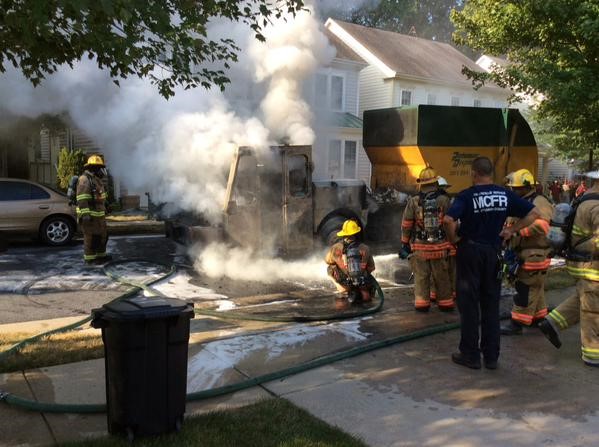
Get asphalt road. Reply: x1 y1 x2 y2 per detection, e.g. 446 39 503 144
0 235 186 324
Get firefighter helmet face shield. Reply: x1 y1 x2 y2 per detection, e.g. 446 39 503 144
337 220 361 237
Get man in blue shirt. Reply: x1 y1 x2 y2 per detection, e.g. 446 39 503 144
443 157 540 369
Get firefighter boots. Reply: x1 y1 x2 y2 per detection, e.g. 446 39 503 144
538 319 562 349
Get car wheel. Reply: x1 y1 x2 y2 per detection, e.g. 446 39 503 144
41 216 74 246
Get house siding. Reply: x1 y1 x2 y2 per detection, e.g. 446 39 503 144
358 65 393 116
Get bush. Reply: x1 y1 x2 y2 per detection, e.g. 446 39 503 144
56 148 86 190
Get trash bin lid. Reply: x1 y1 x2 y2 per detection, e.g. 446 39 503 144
92 296 194 322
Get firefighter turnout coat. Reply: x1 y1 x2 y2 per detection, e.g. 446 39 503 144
547 189 599 365
325 242 375 279
401 192 454 310
506 193 554 325
76 171 109 262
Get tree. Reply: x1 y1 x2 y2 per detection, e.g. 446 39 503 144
56 147 86 190
327 1 465 42
0 0 305 99
452 0 599 170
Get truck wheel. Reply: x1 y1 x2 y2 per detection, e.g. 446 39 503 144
318 216 345 246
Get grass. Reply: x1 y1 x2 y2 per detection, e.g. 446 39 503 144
0 330 103 373
63 398 367 447
545 267 577 290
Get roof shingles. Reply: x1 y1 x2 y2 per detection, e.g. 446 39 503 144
330 20 492 87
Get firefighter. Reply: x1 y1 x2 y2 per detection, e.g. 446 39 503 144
401 167 454 312
429 177 456 304
325 219 375 304
77 154 111 264
501 169 554 335
539 170 599 367
443 157 540 369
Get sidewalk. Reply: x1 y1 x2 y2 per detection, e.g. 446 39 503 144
2 287 597 447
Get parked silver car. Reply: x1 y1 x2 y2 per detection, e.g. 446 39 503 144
0 178 77 246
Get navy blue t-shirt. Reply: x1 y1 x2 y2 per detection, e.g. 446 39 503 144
446 184 534 246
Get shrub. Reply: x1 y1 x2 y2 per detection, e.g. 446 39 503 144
56 148 86 190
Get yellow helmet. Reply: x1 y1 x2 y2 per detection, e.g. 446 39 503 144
506 169 535 188
337 219 361 237
416 166 439 185
85 154 105 167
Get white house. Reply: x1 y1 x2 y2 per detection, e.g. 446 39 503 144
325 19 511 117
308 28 370 183
322 19 514 183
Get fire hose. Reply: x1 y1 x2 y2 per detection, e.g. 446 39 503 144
0 258 467 414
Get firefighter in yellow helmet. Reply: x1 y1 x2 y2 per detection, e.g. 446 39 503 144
429 177 456 304
501 169 554 335
77 154 111 264
539 170 599 367
325 219 376 305
401 167 454 311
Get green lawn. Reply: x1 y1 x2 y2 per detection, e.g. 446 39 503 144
0 330 103 373
63 398 367 447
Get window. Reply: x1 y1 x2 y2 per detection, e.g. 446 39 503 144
0 181 46 201
328 140 342 179
288 155 309 197
473 99 482 107
313 73 344 111
30 185 51 200
330 76 344 110
427 93 436 105
344 141 357 179
401 90 412 106
328 139 358 179
451 96 461 106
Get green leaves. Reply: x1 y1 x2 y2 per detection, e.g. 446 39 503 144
452 0 599 168
0 0 306 98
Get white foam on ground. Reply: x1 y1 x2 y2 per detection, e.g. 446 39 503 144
187 319 372 391
146 271 228 300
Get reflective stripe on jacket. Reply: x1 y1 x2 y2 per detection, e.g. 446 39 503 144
507 193 553 271
76 171 107 220
401 192 451 258
566 190 599 281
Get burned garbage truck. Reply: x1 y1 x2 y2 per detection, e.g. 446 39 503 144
165 144 369 256
165 105 538 254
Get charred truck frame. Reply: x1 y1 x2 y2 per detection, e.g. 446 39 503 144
165 105 538 254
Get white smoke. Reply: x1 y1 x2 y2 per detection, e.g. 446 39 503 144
0 4 334 221
0 2 372 283
194 243 329 283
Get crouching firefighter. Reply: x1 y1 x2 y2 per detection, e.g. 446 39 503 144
501 169 554 335
539 170 599 367
77 155 111 265
325 220 375 305
401 167 454 312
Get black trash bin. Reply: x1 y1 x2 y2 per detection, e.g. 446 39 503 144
91 296 194 439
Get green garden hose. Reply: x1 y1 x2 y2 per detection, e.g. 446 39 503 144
0 259 459 414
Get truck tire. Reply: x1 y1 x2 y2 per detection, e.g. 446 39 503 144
318 216 345 246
